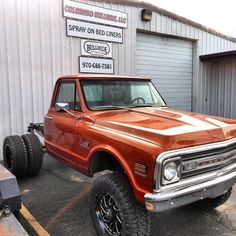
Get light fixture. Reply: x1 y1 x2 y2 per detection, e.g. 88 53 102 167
162 157 181 185
141 9 152 21
164 162 178 181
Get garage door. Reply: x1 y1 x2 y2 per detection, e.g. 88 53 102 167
136 33 193 111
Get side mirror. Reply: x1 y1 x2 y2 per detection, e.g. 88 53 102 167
55 103 69 112
55 102 80 120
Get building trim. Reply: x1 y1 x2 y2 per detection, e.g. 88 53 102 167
200 50 236 61
92 0 236 43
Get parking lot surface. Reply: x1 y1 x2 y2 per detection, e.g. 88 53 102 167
17 155 236 236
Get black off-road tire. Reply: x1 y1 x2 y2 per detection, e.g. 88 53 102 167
3 135 28 178
194 187 232 209
89 172 151 236
21 134 43 176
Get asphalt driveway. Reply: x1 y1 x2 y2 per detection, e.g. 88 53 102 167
17 154 236 236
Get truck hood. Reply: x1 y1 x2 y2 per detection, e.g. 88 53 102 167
93 107 236 150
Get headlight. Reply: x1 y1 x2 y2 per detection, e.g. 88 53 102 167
164 162 178 181
162 157 181 185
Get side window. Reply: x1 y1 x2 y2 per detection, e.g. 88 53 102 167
55 82 81 111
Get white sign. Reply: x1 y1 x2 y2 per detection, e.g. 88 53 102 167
63 0 127 28
81 39 112 58
79 57 114 74
67 19 123 43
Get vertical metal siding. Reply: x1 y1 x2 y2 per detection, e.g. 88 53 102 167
1 0 236 159
136 33 193 111
203 59 236 119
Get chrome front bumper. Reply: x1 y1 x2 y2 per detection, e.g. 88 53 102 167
144 163 236 212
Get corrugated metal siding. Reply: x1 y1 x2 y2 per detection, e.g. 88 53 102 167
202 59 236 118
136 33 193 111
1 0 236 159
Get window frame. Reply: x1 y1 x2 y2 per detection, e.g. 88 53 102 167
80 79 166 111
54 81 81 112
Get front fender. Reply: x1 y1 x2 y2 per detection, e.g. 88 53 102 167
88 144 159 204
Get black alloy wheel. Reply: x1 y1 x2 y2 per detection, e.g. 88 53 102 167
95 193 123 235
89 172 151 236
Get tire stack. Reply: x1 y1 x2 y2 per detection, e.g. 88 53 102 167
2 134 43 178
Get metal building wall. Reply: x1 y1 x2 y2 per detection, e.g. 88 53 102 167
1 0 236 159
135 33 193 111
202 59 236 118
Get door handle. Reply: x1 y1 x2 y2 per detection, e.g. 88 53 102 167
45 115 53 120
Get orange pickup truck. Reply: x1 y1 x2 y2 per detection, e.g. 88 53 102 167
3 74 236 236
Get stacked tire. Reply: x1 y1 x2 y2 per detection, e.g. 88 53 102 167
2 134 43 178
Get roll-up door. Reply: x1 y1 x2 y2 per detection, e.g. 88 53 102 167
136 33 193 111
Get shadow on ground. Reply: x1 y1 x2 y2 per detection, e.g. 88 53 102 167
18 155 236 236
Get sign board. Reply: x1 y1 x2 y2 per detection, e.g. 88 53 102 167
63 0 127 28
67 19 123 43
81 39 112 58
79 57 114 74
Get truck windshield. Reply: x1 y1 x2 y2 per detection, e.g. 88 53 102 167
80 80 166 111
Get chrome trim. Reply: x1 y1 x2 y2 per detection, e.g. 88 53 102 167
145 161 236 204
155 137 236 191
182 148 236 174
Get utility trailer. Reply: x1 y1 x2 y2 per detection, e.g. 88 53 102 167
0 164 28 236
0 164 21 213
0 123 43 236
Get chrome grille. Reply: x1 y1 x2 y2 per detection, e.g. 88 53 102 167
181 142 236 179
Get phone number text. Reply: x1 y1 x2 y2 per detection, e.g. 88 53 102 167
81 62 112 70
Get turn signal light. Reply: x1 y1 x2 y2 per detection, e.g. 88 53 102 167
135 162 147 173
